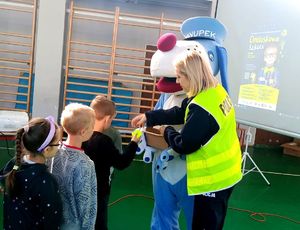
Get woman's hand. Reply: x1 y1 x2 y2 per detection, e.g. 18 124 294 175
159 125 166 136
131 114 147 128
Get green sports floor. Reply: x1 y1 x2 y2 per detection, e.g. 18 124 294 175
1 140 300 230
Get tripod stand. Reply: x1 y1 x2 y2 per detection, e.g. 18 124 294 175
242 127 271 185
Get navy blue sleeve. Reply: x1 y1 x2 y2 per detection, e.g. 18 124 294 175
163 103 219 154
145 97 189 126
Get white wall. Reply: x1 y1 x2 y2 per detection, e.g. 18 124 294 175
32 0 67 120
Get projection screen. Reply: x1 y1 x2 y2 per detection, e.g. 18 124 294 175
216 0 300 138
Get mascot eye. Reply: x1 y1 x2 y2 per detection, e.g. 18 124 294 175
208 51 214 62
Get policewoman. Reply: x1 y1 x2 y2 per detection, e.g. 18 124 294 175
131 17 242 230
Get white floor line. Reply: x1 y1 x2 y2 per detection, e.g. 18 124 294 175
244 169 300 177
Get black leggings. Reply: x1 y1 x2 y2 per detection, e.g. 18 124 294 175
192 186 234 230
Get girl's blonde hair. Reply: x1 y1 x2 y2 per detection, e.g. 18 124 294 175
174 51 218 98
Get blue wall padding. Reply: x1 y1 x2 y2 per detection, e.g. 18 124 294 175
16 72 34 112
16 74 132 128
66 77 132 128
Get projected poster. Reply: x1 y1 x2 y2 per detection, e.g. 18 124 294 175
238 30 287 111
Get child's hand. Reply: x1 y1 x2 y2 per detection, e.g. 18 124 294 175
131 128 142 143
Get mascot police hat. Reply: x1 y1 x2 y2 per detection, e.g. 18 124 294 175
151 17 230 93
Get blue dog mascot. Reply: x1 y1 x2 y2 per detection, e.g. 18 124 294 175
140 17 229 230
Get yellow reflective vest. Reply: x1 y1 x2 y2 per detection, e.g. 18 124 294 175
184 84 242 195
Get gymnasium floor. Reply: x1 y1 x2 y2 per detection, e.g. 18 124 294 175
1 140 300 230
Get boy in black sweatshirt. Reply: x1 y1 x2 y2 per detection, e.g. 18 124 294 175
82 95 140 230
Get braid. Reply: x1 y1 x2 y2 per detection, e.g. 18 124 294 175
5 128 24 197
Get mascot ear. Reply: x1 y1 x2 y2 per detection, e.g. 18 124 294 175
216 46 229 94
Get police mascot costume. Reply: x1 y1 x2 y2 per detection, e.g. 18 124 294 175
137 16 229 230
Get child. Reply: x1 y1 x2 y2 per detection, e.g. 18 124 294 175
257 43 280 88
0 116 63 229
49 103 97 230
82 95 141 230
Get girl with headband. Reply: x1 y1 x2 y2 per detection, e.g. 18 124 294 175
0 116 63 230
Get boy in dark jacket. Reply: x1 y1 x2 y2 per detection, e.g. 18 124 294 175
82 95 140 230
